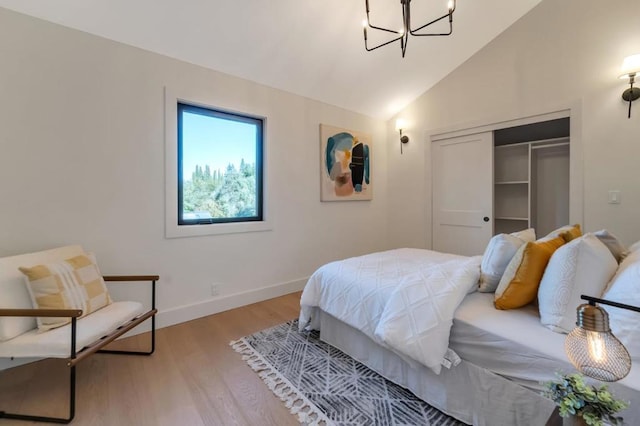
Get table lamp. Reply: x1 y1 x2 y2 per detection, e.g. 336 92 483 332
565 295 638 382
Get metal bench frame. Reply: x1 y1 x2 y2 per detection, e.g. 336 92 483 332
0 275 158 424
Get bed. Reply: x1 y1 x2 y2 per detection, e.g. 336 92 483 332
299 247 640 426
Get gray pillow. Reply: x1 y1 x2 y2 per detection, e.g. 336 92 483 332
594 229 627 263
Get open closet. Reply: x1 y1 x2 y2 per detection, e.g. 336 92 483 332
431 116 572 256
493 118 570 237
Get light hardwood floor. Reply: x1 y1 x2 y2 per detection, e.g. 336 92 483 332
0 292 303 426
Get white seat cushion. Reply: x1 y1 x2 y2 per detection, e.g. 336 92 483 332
0 301 144 358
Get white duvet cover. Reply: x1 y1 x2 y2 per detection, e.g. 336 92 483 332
299 248 481 374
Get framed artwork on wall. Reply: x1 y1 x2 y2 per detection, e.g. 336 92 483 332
319 124 372 201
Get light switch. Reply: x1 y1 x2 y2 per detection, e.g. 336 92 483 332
608 190 621 204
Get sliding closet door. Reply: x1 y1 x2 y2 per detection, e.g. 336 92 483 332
432 132 493 256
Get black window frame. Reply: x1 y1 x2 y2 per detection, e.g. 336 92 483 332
177 102 264 226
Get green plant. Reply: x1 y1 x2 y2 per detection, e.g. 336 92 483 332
543 373 629 426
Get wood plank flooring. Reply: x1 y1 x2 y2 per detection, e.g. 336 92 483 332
0 292 302 426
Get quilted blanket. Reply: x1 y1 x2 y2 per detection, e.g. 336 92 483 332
299 248 481 374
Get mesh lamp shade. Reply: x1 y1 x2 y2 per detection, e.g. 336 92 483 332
565 303 631 382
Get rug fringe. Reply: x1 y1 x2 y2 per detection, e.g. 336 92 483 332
230 338 333 426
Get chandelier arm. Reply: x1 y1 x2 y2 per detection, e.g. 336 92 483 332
409 13 452 35
580 294 640 313
368 22 403 35
365 0 401 35
410 27 452 37
365 35 404 52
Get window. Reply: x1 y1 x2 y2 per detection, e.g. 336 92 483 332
177 103 263 226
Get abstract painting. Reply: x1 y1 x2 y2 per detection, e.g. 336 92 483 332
320 124 372 201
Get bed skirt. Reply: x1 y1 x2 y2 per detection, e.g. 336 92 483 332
317 308 556 426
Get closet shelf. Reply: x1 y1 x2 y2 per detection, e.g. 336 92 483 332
495 217 529 221
495 181 528 185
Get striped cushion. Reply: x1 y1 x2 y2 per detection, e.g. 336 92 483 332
19 254 112 332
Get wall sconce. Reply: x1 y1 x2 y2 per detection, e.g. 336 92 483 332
395 119 409 154
620 54 640 118
565 295 638 382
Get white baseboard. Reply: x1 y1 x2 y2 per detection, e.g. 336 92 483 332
156 277 307 329
0 278 307 372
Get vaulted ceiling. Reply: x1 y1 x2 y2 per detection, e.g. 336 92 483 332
0 0 543 119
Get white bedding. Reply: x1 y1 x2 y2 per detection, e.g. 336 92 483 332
318 309 558 426
314 290 640 425
451 292 640 392
452 292 572 390
299 248 482 374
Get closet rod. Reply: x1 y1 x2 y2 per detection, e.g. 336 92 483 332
531 142 570 150
494 136 569 149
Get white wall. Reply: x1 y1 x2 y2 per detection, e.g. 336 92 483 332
387 0 640 249
0 8 389 327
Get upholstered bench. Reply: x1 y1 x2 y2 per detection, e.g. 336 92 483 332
0 245 158 424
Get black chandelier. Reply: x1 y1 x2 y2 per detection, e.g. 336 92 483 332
363 0 456 58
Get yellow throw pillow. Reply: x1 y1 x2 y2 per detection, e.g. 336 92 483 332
494 236 565 310
19 253 112 332
560 224 582 243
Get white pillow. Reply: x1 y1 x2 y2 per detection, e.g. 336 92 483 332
538 234 617 333
628 240 640 254
512 228 536 242
478 228 535 293
593 230 627 263
602 249 640 362
544 224 579 239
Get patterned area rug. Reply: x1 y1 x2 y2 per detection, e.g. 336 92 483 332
231 320 466 426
